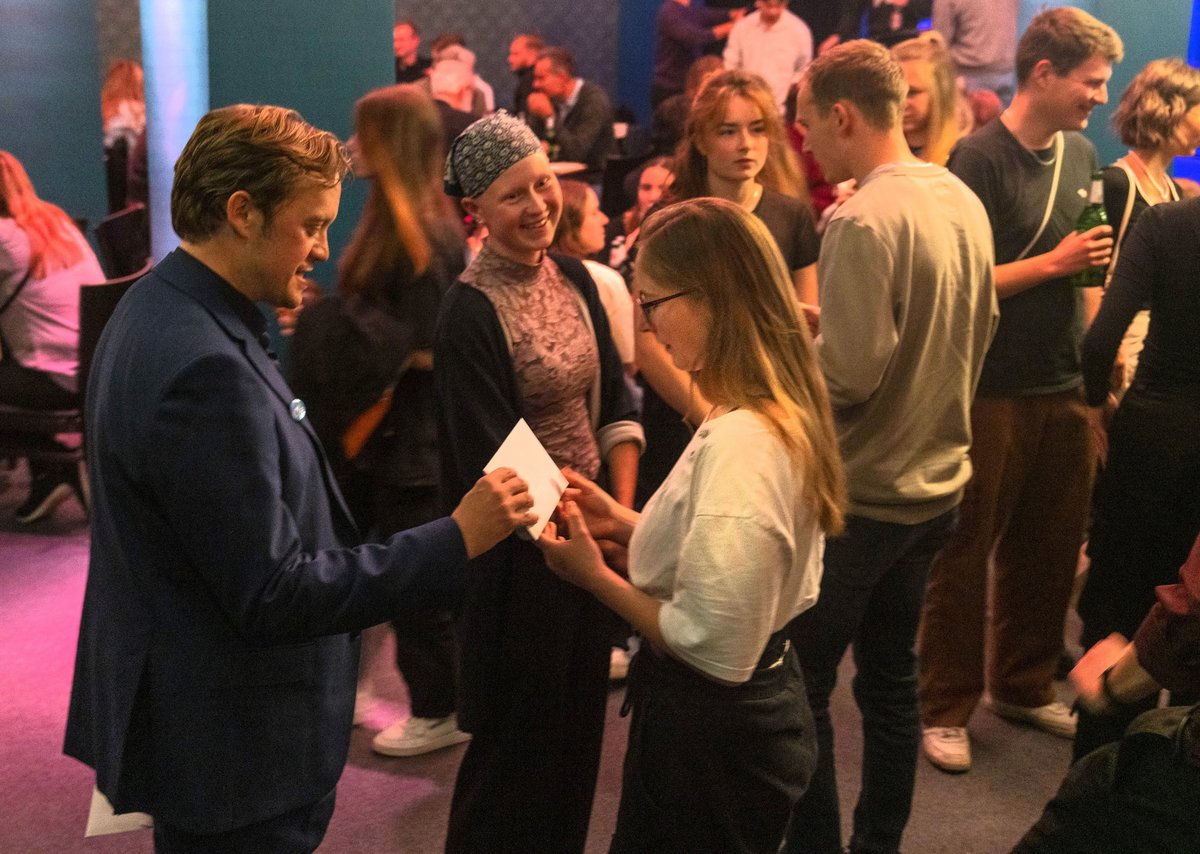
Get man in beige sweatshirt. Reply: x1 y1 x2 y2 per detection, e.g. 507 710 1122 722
784 39 997 854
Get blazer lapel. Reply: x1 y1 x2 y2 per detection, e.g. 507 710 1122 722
154 251 360 537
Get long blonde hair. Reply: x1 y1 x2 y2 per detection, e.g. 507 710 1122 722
0 151 84 278
636 198 846 534
669 70 807 204
339 85 458 297
892 33 960 166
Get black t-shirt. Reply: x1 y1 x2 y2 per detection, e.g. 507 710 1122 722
1082 196 1200 406
949 118 1096 396
753 187 820 272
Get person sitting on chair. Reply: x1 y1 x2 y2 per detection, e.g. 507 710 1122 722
0 150 104 523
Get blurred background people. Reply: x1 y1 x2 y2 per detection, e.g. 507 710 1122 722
393 20 431 84
291 84 471 758
723 0 814 114
933 0 1020 104
0 150 103 523
507 33 543 118
552 179 635 374
892 31 963 165
651 0 743 107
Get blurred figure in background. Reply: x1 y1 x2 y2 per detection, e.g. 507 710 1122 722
892 32 962 165
0 150 103 523
291 84 471 758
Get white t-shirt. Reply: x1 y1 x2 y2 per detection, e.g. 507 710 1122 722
582 259 635 366
723 10 814 114
629 409 823 683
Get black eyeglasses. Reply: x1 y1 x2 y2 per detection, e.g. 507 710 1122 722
637 289 694 326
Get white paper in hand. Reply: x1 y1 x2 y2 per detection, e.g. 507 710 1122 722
483 418 567 540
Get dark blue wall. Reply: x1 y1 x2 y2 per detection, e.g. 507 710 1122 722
0 0 106 235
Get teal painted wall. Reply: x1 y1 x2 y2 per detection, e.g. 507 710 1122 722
0 0 106 236
206 0 395 292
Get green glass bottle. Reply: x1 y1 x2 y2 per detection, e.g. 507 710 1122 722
1071 170 1107 288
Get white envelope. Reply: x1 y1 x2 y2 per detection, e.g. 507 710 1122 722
483 418 567 540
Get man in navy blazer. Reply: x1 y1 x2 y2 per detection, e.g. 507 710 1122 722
63 104 534 851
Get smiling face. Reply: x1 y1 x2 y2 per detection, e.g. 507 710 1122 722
465 153 562 264
243 178 340 309
698 95 769 186
1042 53 1113 132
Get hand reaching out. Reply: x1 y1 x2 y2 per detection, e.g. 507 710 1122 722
451 467 536 559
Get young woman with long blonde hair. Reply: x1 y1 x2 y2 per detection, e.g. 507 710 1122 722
540 197 845 853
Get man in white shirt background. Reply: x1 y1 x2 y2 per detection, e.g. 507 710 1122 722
724 0 814 114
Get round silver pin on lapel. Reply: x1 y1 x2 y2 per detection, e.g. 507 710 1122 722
290 399 307 421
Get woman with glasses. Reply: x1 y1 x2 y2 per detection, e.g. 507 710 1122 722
540 197 846 853
437 112 643 853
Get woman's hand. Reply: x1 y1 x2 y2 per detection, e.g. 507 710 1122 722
537 502 608 591
560 467 623 540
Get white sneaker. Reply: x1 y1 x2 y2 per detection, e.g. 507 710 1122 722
922 726 971 773
372 714 471 757
987 698 1077 739
609 647 630 681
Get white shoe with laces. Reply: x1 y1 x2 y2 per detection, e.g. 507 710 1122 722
372 714 471 757
987 698 1077 739
922 726 971 773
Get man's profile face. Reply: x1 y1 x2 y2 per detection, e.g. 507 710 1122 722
245 179 341 309
533 59 571 101
1042 53 1112 132
393 24 419 60
508 38 536 72
795 85 850 184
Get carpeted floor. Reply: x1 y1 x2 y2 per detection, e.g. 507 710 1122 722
0 461 1077 853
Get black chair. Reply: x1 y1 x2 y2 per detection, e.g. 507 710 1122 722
104 138 130 215
0 264 150 513
95 203 150 279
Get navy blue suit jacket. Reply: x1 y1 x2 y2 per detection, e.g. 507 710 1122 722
64 249 467 833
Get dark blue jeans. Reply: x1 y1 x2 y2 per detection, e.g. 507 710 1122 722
785 508 958 854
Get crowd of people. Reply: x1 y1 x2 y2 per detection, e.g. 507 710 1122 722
0 2 1197 853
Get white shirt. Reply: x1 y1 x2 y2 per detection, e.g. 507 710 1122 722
629 409 823 683
723 9 813 114
582 259 634 366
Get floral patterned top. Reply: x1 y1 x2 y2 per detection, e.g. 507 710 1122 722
461 243 601 479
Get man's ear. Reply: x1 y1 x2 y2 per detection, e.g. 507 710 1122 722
831 101 853 137
225 190 258 239
1028 58 1056 91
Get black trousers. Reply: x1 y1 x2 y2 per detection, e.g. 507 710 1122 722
611 633 816 854
1076 387 1200 760
153 788 336 853
445 574 612 854
0 360 78 481
375 485 458 719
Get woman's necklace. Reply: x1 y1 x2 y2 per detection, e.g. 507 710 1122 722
1125 151 1175 202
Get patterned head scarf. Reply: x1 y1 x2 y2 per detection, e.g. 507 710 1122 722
444 111 541 198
